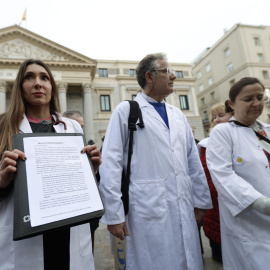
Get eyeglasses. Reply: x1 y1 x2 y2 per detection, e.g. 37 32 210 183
155 67 175 76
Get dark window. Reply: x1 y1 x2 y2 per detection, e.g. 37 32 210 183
100 95 111 111
179 95 189 110
263 70 269 80
175 71 183 78
203 110 208 120
230 79 235 87
129 69 136 77
99 68 108 77
132 94 137 100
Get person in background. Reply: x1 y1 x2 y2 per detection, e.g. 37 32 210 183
63 110 100 254
99 53 212 270
207 77 270 269
63 110 84 129
197 101 234 263
0 59 101 270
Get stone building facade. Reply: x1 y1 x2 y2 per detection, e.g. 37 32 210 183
0 25 204 147
192 24 270 135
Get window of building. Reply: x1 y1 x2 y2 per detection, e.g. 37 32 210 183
201 97 206 105
203 110 208 120
224 48 230 57
208 77 213 86
179 95 189 110
258 53 264 62
132 94 137 100
99 68 108 77
199 84 204 92
230 79 235 86
129 69 136 77
100 95 111 111
211 92 216 100
197 71 202 79
175 71 183 78
227 63 234 72
254 37 260 46
206 63 211 72
263 70 269 80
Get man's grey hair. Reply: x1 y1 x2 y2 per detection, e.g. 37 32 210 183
136 53 167 89
63 110 83 118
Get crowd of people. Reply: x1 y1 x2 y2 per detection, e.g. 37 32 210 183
0 54 270 270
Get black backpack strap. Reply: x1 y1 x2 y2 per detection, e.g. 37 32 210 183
126 101 144 176
121 100 144 215
230 120 270 145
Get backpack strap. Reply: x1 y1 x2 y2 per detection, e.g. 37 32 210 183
127 101 144 175
121 100 144 215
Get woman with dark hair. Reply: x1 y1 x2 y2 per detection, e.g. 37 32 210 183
0 59 101 270
206 77 270 269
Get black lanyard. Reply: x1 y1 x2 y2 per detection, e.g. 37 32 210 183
230 120 270 145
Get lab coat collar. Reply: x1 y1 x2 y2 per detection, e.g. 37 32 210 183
19 112 66 133
51 113 66 133
229 116 270 129
19 114 33 133
136 92 170 129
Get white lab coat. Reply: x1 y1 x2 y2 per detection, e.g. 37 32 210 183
0 113 95 270
197 137 209 155
99 93 212 270
206 118 270 270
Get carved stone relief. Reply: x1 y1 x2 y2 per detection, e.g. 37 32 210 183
0 39 69 61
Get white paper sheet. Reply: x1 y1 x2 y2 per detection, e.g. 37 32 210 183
23 136 103 227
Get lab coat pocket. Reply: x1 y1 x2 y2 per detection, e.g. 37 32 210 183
78 224 92 257
133 179 167 220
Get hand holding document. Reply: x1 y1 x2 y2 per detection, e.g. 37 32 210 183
24 135 103 227
12 133 104 240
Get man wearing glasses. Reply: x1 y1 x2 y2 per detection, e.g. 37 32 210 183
99 53 212 270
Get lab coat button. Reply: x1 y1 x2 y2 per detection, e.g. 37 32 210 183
171 149 174 152
266 166 268 168
175 171 178 175
178 195 181 200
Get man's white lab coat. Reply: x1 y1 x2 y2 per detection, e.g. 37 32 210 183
100 93 212 270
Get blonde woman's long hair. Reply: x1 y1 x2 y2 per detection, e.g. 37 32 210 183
0 59 60 156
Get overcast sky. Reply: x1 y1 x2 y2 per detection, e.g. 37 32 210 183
0 0 270 63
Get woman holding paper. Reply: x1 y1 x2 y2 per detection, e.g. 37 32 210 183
0 59 101 270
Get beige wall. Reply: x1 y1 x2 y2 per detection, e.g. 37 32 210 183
192 24 270 135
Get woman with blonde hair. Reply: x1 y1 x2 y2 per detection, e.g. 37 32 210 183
0 59 101 270
197 101 233 263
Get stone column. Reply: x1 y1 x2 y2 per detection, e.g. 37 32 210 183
191 86 199 115
0 81 7 114
120 84 126 101
82 83 94 142
57 82 68 113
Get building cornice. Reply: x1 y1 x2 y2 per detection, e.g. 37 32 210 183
0 25 97 79
116 76 137 81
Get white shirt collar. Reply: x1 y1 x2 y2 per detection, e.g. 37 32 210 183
142 92 165 103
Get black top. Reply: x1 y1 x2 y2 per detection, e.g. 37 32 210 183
30 121 70 270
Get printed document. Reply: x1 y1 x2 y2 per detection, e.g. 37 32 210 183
23 136 103 227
